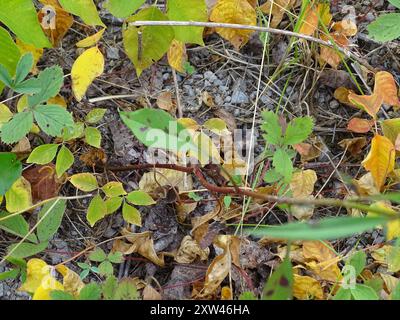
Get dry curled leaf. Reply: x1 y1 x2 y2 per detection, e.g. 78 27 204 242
293 274 324 300
260 0 298 28
139 168 193 195
298 2 331 36
339 137 367 156
143 284 162 300
55 265 85 298
156 91 176 113
210 0 256 49
175 235 210 264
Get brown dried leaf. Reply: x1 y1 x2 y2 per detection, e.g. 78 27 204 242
338 137 368 156
143 284 162 300
175 235 210 264
156 91 176 113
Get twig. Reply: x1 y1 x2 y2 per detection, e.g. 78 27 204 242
171 69 183 118
128 20 374 71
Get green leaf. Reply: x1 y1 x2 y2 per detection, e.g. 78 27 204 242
105 197 123 215
283 116 314 145
273 148 293 183
108 251 123 264
347 251 366 277
367 13 400 42
8 241 49 259
101 182 126 198
87 195 107 227
0 153 22 195
26 144 59 165
14 53 33 84
62 122 85 141
84 126 102 148
223 195 232 209
114 279 138 300
247 216 387 241
120 109 197 155
122 202 142 226
391 282 400 300
239 291 258 300
262 257 293 300
70 173 98 192
13 78 41 95
389 0 400 9
0 0 51 48
98 260 114 276
85 108 107 124
56 145 74 177
78 283 102 300
89 247 107 262
0 268 20 281
105 0 145 18
102 275 118 300
167 0 208 45
123 7 174 76
333 287 352 300
261 111 282 145
37 199 66 242
33 105 74 137
0 111 33 144
50 290 75 300
264 168 282 183
58 0 105 27
126 190 155 206
350 284 379 300
0 211 37 243
0 26 20 91
28 66 64 107
80 268 90 280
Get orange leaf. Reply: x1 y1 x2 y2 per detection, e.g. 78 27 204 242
375 71 400 108
348 92 384 118
299 2 331 36
319 32 348 69
347 118 373 133
362 135 395 190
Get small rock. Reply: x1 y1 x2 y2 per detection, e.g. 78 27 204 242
204 71 218 83
231 91 249 104
162 73 171 81
329 100 340 109
106 47 120 60
224 96 232 102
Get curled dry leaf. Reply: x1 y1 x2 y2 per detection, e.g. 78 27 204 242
294 142 321 162
334 87 355 107
289 170 317 220
353 172 379 197
362 135 395 190
260 0 298 28
332 5 358 36
319 32 348 69
38 0 74 46
156 91 176 113
23 164 63 203
347 118 373 133
114 228 165 267
175 235 210 264
298 2 331 36
55 264 85 298
143 284 162 300
139 168 193 195
209 0 256 50
348 71 400 118
338 137 368 156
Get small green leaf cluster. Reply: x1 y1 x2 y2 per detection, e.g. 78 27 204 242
0 54 74 144
50 275 139 300
261 110 314 185
87 247 124 277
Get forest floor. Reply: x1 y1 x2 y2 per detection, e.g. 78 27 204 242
1 0 400 300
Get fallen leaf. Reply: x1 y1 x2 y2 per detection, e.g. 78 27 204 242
210 0 256 49
38 0 74 46
71 46 104 101
167 39 188 73
156 91 176 113
294 142 321 162
175 235 209 264
260 0 298 28
353 173 379 197
143 284 162 300
290 170 317 198
23 164 62 203
334 87 355 107
298 2 331 36
379 273 399 295
293 274 324 300
339 137 367 156
139 168 193 195
76 28 105 48
362 135 395 189
319 32 348 68
347 118 373 133
55 264 85 298
5 176 32 213
19 259 50 293
15 39 43 74
221 286 232 300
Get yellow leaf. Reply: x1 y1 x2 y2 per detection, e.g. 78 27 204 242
5 177 32 213
210 0 256 49
299 2 331 36
349 71 400 118
33 275 64 300
368 202 400 241
305 260 342 282
76 28 106 48
19 259 50 293
167 39 187 73
56 265 85 298
260 0 298 28
290 170 317 198
143 284 162 300
139 168 193 194
71 46 104 101
293 274 324 300
0 104 13 129
362 135 395 190
221 286 233 300
15 39 43 74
